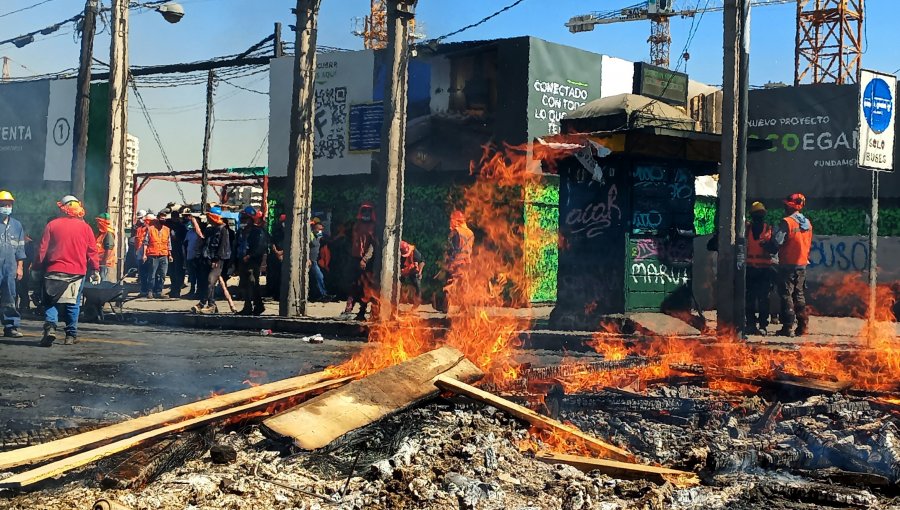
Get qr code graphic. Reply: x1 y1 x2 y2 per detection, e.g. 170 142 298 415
314 86 348 160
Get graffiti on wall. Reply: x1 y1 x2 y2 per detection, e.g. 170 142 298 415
808 238 870 272
631 262 690 285
313 86 348 160
632 237 692 263
631 166 694 235
564 184 621 238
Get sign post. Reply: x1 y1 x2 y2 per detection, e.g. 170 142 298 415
857 69 896 345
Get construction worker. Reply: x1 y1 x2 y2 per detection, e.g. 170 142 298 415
745 201 776 336
340 202 377 321
437 210 474 313
166 207 188 298
135 213 154 296
0 190 26 338
36 195 100 346
94 212 116 282
142 210 172 299
191 206 232 314
767 193 813 337
235 207 267 315
399 240 425 309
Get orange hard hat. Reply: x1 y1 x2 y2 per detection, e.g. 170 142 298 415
784 193 806 210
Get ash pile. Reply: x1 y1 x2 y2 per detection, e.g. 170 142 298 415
1 346 899 510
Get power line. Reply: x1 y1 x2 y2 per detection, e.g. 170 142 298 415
426 0 530 43
218 77 267 95
0 0 58 19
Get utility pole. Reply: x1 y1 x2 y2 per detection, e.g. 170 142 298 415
1 57 9 80
106 0 129 281
279 0 322 317
71 0 99 200
201 70 215 209
717 0 750 339
868 171 879 345
274 22 284 58
375 0 417 321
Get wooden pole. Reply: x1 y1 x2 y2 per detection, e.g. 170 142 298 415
279 0 322 317
200 70 215 209
106 0 129 281
71 0 98 199
376 0 417 321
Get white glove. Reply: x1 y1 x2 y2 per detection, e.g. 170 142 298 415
89 271 102 285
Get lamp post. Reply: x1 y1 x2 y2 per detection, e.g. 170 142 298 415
104 1 184 280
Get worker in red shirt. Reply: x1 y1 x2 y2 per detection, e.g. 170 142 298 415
35 195 100 346
142 210 173 299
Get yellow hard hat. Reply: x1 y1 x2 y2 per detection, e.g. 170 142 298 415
0 190 14 202
750 201 766 214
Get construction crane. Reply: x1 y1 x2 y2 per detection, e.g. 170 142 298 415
353 0 424 50
567 0 866 85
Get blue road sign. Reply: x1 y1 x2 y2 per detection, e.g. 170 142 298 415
863 77 893 134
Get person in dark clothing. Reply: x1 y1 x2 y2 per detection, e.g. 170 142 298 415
235 207 268 315
399 240 425 309
340 203 377 321
745 201 776 336
309 221 332 301
16 235 34 314
190 207 232 314
324 221 352 300
766 193 813 337
166 209 188 298
266 214 286 299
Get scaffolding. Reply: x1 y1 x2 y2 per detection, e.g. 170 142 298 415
795 0 864 85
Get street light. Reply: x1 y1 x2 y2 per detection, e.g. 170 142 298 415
155 2 185 24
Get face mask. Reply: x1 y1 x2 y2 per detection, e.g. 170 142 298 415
314 231 323 238
0 206 11 216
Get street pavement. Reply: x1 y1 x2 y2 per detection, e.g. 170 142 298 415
0 319 363 427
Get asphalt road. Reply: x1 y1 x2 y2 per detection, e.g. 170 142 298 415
0 319 363 426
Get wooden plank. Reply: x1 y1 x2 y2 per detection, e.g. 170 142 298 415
0 377 352 489
0 370 335 471
262 346 483 450
434 375 632 462
535 452 699 487
99 431 209 489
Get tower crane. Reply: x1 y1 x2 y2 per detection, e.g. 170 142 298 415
353 0 423 50
566 0 792 69
567 0 864 85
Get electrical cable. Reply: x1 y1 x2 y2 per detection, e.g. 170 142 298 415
218 76 267 95
0 0 58 19
425 0 530 43
248 130 269 167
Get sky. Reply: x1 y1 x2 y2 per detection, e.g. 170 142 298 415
1 0 896 211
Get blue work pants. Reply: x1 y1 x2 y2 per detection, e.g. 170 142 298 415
0 261 19 331
45 279 85 337
148 256 169 296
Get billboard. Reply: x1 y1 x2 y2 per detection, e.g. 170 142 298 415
633 62 688 107
268 51 375 177
747 84 900 199
528 39 604 138
0 78 75 183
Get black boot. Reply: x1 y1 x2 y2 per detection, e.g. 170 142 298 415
795 317 808 337
40 322 57 347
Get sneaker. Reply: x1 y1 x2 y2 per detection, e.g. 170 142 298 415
237 307 253 315
251 306 266 316
201 304 218 314
191 303 204 313
64 335 78 345
152 294 164 299
338 311 354 320
3 328 23 338
137 293 149 299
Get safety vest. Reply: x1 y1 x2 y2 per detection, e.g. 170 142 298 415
96 232 116 268
778 215 813 266
134 225 147 250
145 225 171 257
450 225 474 269
746 222 773 268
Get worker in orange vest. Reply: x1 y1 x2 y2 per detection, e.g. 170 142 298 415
94 212 116 282
135 213 152 296
436 210 474 313
141 210 173 299
745 201 775 336
767 193 813 337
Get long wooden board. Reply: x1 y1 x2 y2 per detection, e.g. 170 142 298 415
434 375 632 462
0 370 335 471
262 346 483 450
0 376 352 489
535 452 700 487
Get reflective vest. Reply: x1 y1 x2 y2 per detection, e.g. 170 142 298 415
778 215 813 266
746 222 773 268
96 232 116 268
134 225 147 250
145 225 171 257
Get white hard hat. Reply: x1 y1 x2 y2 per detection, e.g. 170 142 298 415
144 213 157 221
59 195 79 205
137 209 147 218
